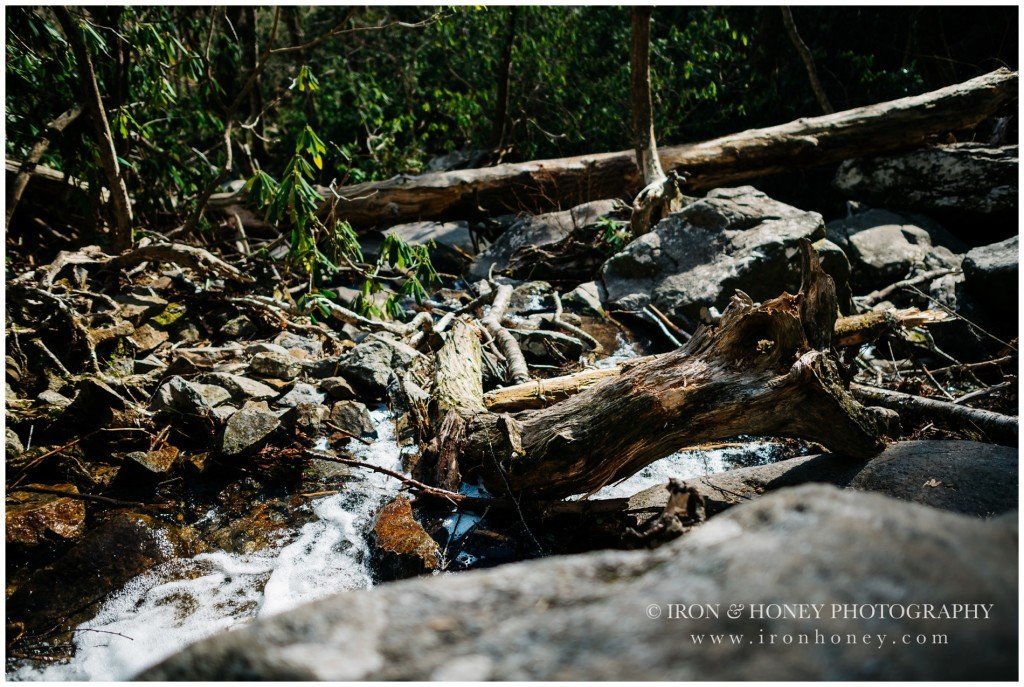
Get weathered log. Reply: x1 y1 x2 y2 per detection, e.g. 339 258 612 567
482 307 950 412
851 384 1017 446
461 241 887 499
480 284 532 385
314 69 1015 227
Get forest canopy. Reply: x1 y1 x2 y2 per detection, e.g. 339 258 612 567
6 6 1017 234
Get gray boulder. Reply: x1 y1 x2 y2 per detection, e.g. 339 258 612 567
365 220 477 273
338 338 418 399
221 401 281 456
825 208 964 292
469 199 622 280
329 400 378 440
249 350 302 381
139 485 1017 680
834 144 1018 217
198 373 278 402
275 382 326 408
150 376 221 415
600 187 825 325
962 235 1019 317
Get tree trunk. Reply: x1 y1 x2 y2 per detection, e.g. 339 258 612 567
313 69 1016 228
628 7 677 234
479 307 951 413
55 8 134 250
459 241 887 499
492 6 518 152
780 6 834 114
6 106 82 227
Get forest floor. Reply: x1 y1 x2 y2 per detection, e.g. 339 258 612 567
4 172 1018 679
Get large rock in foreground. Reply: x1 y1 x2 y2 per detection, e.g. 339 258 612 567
834 143 1018 217
600 187 824 325
139 485 1017 680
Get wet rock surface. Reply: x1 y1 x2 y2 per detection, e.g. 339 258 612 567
370 496 441 581
6 484 87 546
139 485 1018 681
8 513 193 633
622 440 1018 521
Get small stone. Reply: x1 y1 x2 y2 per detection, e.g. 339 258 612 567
285 402 329 436
213 405 238 423
199 373 278 402
6 428 24 458
273 332 323 359
37 389 73 408
249 351 302 381
222 315 257 338
221 401 281 456
330 400 377 440
6 484 87 546
194 382 232 408
509 329 585 364
114 292 169 324
150 376 214 415
319 377 357 400
562 281 606 317
276 382 326 408
134 354 166 374
245 342 292 357
124 446 180 475
130 323 170 353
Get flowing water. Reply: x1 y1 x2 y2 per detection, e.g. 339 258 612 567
11 407 407 681
11 338 800 681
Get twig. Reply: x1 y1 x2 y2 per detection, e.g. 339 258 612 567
954 381 1013 405
900 283 1016 351
7 485 175 510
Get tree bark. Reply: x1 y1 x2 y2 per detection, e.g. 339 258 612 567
312 69 1016 228
55 8 134 250
480 307 951 413
628 7 677 235
460 241 887 499
6 106 83 228
780 6 834 114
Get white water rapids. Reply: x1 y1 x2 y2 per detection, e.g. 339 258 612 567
12 407 407 681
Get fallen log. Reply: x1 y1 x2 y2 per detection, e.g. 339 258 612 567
460 241 887 499
850 384 1017 446
313 69 1015 227
482 307 950 412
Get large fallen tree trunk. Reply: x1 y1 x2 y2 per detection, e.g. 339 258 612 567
456 241 887 499
482 307 950 412
311 69 1015 228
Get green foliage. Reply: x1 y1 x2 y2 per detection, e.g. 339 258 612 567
5 5 1012 248
596 216 632 252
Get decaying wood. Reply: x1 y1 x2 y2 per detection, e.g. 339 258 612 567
306 69 1016 227
106 242 255 283
482 307 951 413
480 284 531 385
461 241 886 499
851 384 1018 446
433 318 486 417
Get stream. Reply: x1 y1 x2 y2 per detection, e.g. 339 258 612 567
11 342 798 681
